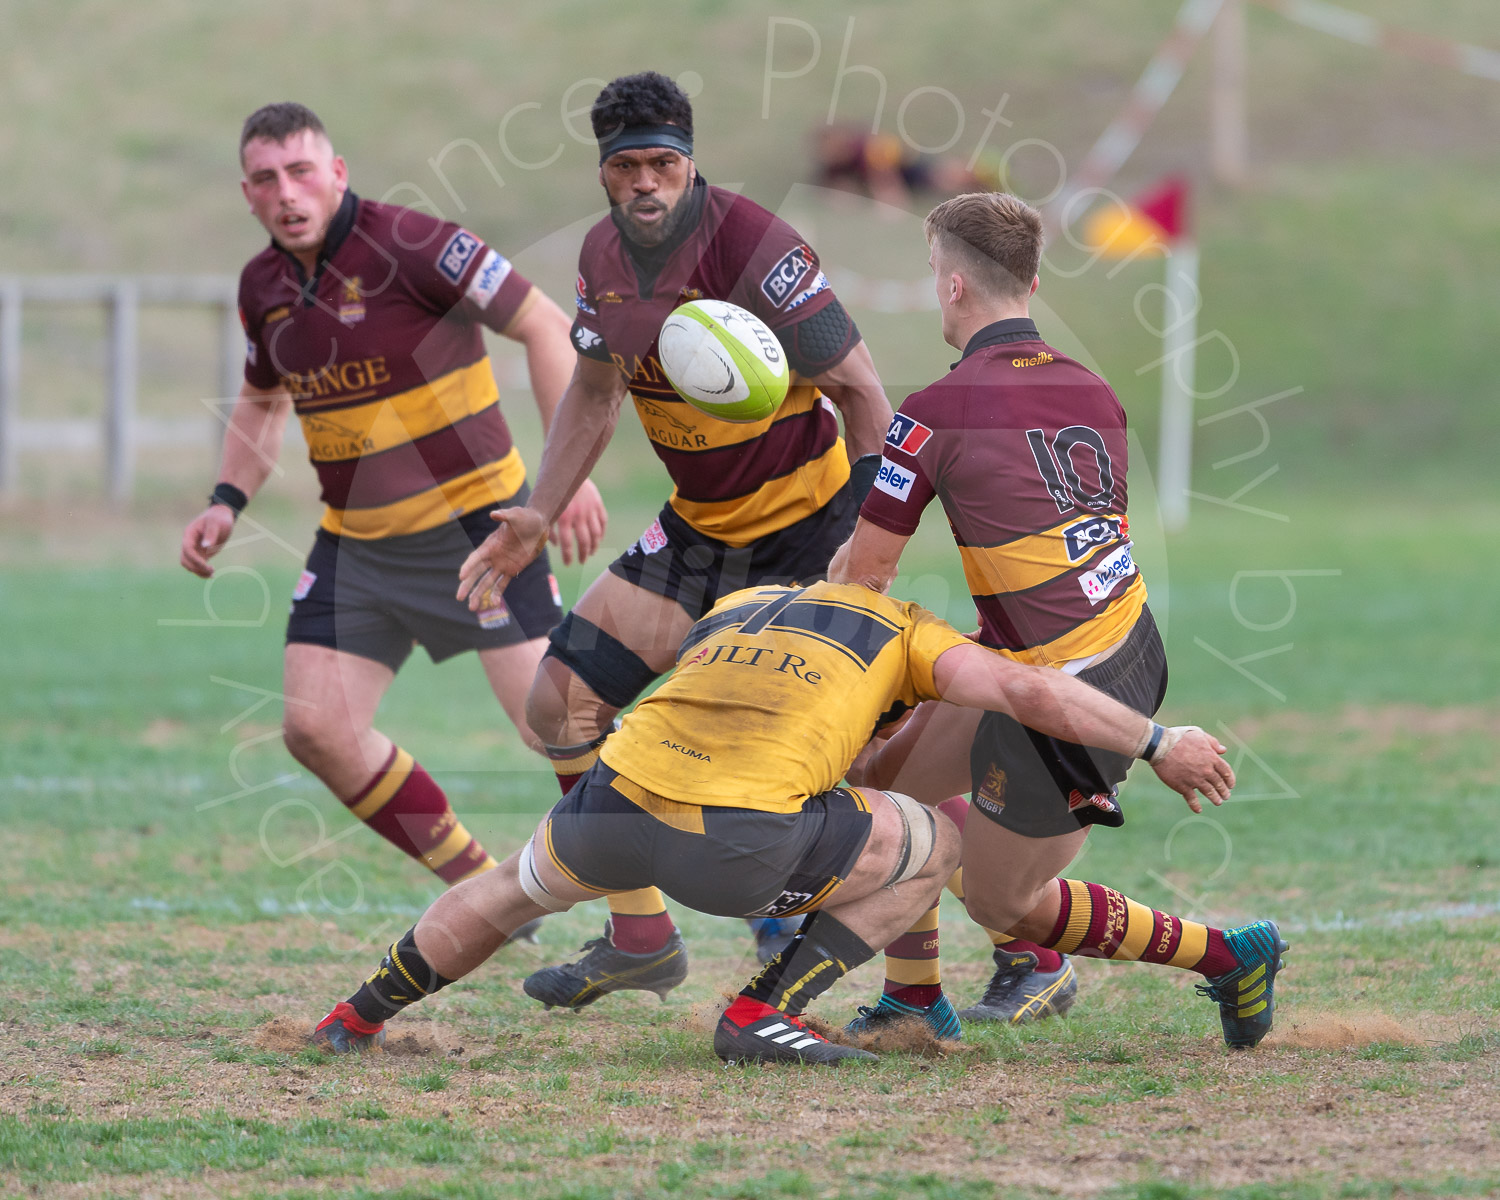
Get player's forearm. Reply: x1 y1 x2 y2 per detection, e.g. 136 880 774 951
811 341 893 460
510 295 575 435
936 644 1150 758
525 373 622 524
216 387 292 500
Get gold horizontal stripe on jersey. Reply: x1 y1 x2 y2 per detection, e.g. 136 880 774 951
669 439 850 548
996 576 1148 668
320 446 526 540
298 358 500 462
631 380 823 454
956 513 1129 598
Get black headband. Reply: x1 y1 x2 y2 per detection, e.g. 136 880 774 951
597 123 694 165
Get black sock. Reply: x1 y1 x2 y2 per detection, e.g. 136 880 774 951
346 926 454 1025
740 912 875 1015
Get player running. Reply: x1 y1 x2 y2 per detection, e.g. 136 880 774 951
180 103 605 891
832 192 1287 1048
455 71 894 1003
312 581 1234 1065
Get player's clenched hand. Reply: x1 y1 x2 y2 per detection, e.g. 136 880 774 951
457 505 550 611
179 505 237 579
1149 726 1235 814
549 480 607 567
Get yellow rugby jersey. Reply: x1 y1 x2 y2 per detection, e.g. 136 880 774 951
599 583 972 814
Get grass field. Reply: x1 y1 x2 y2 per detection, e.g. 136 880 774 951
5 2 1500 1195
3 488 1498 1199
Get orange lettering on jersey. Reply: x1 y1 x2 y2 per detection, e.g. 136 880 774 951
1011 352 1054 368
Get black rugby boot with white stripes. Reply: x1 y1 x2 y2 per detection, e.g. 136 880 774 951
715 998 877 1065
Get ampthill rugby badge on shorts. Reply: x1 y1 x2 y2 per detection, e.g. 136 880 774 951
975 764 1007 814
477 597 512 630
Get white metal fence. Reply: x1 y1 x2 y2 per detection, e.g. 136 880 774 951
0 275 242 502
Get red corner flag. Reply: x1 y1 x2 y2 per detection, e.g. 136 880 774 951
1083 176 1190 258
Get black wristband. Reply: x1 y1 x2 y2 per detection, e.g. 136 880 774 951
848 454 882 507
209 482 248 515
1141 721 1166 762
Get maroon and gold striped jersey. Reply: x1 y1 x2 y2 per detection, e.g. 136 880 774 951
239 192 536 539
860 318 1147 667
570 179 852 547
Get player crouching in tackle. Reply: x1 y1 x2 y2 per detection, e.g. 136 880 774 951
312 581 1233 1065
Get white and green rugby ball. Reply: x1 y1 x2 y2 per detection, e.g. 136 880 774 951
658 299 790 423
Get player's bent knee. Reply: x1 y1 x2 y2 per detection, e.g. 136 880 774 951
525 654 615 747
543 614 659 712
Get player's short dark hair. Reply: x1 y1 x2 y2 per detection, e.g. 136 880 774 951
240 103 329 156
591 72 693 141
924 192 1044 302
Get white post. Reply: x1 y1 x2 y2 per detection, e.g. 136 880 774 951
1212 0 1248 187
0 280 19 501
1158 244 1199 533
106 280 139 502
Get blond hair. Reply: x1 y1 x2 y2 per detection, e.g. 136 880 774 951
924 192 1043 302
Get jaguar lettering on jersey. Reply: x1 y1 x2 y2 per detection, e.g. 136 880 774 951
279 356 392 402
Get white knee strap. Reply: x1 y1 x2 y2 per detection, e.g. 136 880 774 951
881 790 937 888
518 839 575 913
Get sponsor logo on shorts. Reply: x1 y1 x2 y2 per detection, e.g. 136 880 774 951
1078 541 1136 605
1062 515 1123 563
465 249 512 308
477 597 512 629
548 573 562 609
659 738 710 762
784 270 829 312
436 229 481 285
638 518 669 555
873 458 916 501
976 764 1007 812
575 274 597 315
1067 788 1121 818
291 570 317 601
884 413 932 455
749 888 817 918
572 324 603 353
760 243 815 307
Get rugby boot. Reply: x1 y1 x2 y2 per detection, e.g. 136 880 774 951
845 992 962 1042
1196 919 1288 1049
523 924 688 1010
957 950 1078 1025
311 1002 386 1054
716 1000 877 1065
747 916 799 965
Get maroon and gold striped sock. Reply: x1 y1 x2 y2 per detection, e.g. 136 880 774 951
544 736 607 796
344 746 496 885
1041 879 1238 976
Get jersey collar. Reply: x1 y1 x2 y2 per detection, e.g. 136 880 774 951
276 189 360 305
953 317 1040 368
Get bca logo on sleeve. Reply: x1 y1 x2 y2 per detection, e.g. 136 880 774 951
885 413 933 455
760 243 815 307
437 230 481 285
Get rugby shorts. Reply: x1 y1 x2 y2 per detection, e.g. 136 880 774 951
968 606 1168 839
286 483 562 672
540 764 873 919
606 483 858 621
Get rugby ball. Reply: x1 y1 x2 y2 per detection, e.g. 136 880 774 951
657 299 790 423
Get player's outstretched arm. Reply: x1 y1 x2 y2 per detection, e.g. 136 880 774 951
504 290 607 566
827 519 910 594
932 642 1235 811
179 380 291 578
457 354 626 610
806 340 893 461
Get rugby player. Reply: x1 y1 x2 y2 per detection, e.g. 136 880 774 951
454 72 895 1004
831 192 1287 1049
312 580 1234 1065
180 104 606 889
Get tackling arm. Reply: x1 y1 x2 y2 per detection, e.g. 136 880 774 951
806 339 893 461
826 518 910 594
179 379 291 578
931 642 1236 811
457 353 627 608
